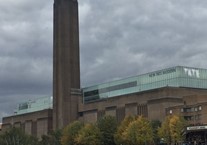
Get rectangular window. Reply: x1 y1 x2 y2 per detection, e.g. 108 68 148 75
181 108 184 112
18 103 28 110
183 108 193 112
184 116 193 121
195 114 201 120
84 81 137 98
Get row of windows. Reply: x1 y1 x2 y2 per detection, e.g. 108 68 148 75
84 95 100 102
84 90 99 97
181 106 202 113
84 81 137 97
169 106 202 115
184 114 201 121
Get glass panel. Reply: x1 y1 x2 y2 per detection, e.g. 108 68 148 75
83 66 207 103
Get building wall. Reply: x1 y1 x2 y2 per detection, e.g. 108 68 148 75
25 120 32 135
79 87 207 122
2 109 52 138
3 87 207 138
37 118 49 139
82 110 97 123
125 103 138 116
148 98 183 121
166 95 207 125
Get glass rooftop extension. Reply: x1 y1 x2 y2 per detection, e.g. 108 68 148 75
15 96 53 115
82 66 207 103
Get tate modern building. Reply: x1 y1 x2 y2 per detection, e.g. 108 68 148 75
2 0 207 140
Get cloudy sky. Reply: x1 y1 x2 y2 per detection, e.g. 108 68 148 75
1 0 207 121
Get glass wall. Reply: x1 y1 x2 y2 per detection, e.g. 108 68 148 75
15 96 53 115
82 66 207 103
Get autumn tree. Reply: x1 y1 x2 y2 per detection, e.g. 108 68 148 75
169 115 187 144
75 123 101 145
158 116 172 144
151 120 161 145
122 116 153 145
114 115 135 145
158 115 187 145
61 121 84 145
97 115 118 145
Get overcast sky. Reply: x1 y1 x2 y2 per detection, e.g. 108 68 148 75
1 0 207 121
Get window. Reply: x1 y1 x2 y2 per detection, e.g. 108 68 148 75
181 108 184 112
183 108 192 112
84 82 137 97
84 95 100 102
18 103 28 110
199 106 202 111
184 116 193 121
195 114 201 120
78 112 83 117
83 81 137 102
84 90 99 97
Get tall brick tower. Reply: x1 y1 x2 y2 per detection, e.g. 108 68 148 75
53 0 80 129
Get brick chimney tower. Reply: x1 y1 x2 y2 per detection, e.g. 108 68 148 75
53 0 80 129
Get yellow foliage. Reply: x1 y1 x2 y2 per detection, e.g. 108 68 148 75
115 116 153 145
158 115 187 144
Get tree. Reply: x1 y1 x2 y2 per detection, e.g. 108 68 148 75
151 120 161 145
158 116 172 144
40 129 62 145
0 127 38 145
97 115 117 145
122 116 153 145
114 115 135 145
39 135 51 145
169 115 187 144
75 124 101 145
61 121 84 145
158 115 187 145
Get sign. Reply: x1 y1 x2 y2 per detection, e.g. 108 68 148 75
149 68 176 77
184 68 200 78
187 125 207 131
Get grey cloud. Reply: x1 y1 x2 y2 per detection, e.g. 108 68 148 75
80 0 207 86
0 0 53 120
1 0 207 120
